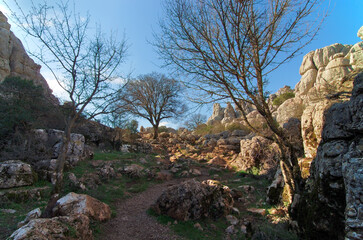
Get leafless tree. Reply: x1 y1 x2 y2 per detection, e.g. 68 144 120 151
155 0 325 203
5 0 128 214
184 113 207 130
118 72 187 139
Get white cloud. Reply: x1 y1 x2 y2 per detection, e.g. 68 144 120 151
160 121 179 129
41 69 69 102
0 3 10 16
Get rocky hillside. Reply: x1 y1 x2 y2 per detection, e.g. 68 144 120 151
0 11 56 102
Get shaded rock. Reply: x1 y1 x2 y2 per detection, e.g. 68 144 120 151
9 214 92 240
156 170 173 181
0 186 50 203
226 215 239 225
52 192 111 222
266 168 284 205
17 208 41 228
0 160 35 189
151 179 234 221
33 159 57 183
122 164 145 178
295 72 363 240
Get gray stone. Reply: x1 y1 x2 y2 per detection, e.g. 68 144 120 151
0 160 35 189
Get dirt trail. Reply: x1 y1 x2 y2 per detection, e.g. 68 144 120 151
100 179 186 240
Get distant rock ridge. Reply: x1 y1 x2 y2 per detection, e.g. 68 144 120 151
0 11 56 102
206 26 363 160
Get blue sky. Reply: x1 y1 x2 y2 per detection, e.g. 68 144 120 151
1 0 363 129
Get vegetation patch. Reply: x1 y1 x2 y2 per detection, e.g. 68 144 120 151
272 92 295 106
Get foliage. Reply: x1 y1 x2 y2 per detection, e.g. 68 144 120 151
0 77 52 138
125 120 139 134
272 92 295 106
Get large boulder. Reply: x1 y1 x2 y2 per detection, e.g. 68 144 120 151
52 192 112 222
8 214 92 240
0 160 35 189
230 136 280 177
276 98 304 125
32 129 86 167
151 179 234 221
294 72 363 240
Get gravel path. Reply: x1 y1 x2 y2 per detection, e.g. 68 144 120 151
99 179 186 240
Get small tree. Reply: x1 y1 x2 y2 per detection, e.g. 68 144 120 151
155 0 324 203
118 72 186 139
184 113 206 131
6 0 128 215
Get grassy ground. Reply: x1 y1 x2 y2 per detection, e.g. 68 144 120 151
0 150 298 240
0 150 159 239
148 168 298 240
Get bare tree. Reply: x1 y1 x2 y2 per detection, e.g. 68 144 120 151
5 0 128 214
155 0 324 203
118 72 186 139
184 113 206 130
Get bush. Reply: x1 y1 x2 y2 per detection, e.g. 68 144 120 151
272 92 295 106
193 122 225 135
225 122 251 133
0 77 52 137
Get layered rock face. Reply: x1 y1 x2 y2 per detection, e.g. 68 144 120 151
0 11 55 100
295 73 363 240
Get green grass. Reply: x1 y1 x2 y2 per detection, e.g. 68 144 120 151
148 208 244 240
0 200 47 239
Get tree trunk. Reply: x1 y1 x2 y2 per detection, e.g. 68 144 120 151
153 125 158 139
41 120 74 218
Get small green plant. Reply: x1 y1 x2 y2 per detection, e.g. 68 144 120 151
272 92 295 106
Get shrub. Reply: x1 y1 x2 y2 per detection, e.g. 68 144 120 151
225 122 251 133
0 77 52 137
272 92 295 106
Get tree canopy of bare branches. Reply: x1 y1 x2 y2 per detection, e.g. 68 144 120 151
155 0 324 203
118 72 187 139
5 0 128 213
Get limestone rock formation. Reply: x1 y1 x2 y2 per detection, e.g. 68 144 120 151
295 73 363 240
221 102 236 124
0 160 35 189
151 179 234 221
0 11 55 101
230 136 280 178
8 214 92 240
52 192 112 222
206 103 225 125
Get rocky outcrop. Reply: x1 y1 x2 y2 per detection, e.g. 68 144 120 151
0 160 35 189
221 102 236 124
52 192 112 222
230 136 280 178
206 103 225 125
0 11 55 101
8 214 92 240
295 73 363 240
151 179 234 221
